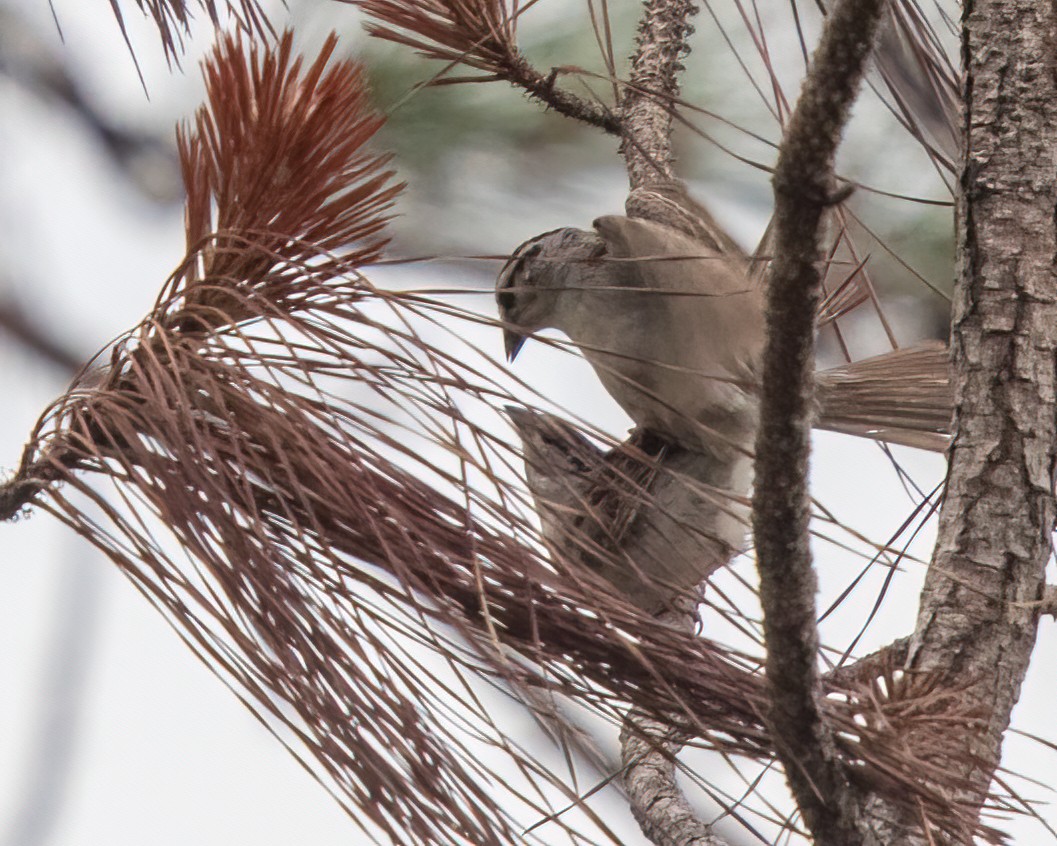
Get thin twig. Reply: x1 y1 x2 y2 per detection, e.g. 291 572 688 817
504 56 621 133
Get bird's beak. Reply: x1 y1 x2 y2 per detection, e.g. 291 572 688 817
504 329 527 362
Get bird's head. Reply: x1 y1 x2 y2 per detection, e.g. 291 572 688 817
496 227 606 361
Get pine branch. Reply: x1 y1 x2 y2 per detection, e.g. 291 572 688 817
619 0 698 189
611 6 722 834
0 16 1015 846
752 0 889 842
0 295 84 374
350 0 621 132
619 606 730 846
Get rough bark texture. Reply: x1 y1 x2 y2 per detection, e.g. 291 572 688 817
752 0 888 843
620 0 698 189
620 722 725 846
618 605 728 846
891 0 1057 836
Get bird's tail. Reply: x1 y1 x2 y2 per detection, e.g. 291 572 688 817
815 341 952 451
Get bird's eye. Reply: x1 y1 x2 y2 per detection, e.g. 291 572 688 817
497 286 517 314
498 242 541 308
498 233 555 312
520 241 543 260
496 263 521 313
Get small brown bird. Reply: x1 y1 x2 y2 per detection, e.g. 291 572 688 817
508 408 747 613
497 213 952 455
499 187 952 610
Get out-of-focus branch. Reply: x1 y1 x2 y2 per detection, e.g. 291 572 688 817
0 538 104 846
618 0 697 189
0 9 178 198
752 0 888 843
0 297 84 373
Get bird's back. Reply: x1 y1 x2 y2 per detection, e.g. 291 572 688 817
561 215 765 455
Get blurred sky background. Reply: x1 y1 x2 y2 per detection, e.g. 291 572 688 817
1 1 1055 844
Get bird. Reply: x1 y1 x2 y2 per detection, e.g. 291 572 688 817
499 187 952 611
497 209 952 456
498 215 766 460
507 407 746 613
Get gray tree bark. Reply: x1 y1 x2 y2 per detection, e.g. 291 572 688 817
881 0 1057 838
